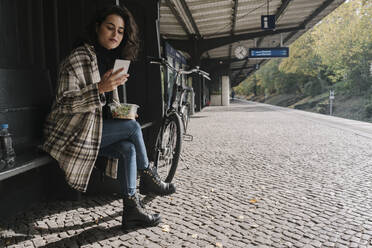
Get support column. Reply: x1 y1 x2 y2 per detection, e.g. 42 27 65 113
221 75 230 106
190 37 203 112
192 74 202 112
210 76 221 106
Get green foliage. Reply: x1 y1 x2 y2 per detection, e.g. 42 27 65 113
235 0 372 100
274 72 300 94
364 103 372 118
279 30 322 77
304 79 322 97
332 80 349 95
256 59 281 95
315 102 329 114
312 0 372 92
234 74 260 96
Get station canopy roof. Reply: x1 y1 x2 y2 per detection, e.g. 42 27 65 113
159 0 345 86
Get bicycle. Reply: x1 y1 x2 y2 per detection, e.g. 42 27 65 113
148 57 210 182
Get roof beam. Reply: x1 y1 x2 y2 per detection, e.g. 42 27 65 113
230 66 255 72
234 60 267 86
206 51 211 59
208 63 231 75
232 68 255 87
202 57 243 65
284 0 336 44
201 26 304 52
179 0 201 37
166 25 304 57
233 58 250 82
257 0 292 47
164 0 191 36
233 68 256 86
275 0 292 20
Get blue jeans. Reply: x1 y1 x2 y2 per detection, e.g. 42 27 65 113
98 119 149 196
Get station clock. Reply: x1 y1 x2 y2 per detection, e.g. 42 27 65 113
234 45 247 59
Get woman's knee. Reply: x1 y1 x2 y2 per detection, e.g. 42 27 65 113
120 120 140 133
128 120 142 136
117 141 136 156
132 120 141 131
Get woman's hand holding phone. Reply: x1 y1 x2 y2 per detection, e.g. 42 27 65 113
98 68 129 94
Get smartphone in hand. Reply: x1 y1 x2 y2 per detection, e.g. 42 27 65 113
113 59 131 75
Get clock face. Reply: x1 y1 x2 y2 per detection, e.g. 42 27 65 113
234 45 247 59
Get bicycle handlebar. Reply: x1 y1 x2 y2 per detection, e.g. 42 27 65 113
148 57 177 72
148 56 211 80
179 68 211 80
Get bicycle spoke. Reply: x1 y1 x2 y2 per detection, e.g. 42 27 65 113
154 114 182 183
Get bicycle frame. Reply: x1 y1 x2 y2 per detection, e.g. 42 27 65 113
168 73 189 131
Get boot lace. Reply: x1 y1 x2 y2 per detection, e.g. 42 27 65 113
150 167 161 182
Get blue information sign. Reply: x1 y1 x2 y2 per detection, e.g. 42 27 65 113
261 15 275 30
249 47 289 58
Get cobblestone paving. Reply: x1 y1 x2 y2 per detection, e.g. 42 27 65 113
2 101 372 247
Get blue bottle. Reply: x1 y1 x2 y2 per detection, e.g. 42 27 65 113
0 124 16 168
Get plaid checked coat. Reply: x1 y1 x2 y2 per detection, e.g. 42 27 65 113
42 44 118 192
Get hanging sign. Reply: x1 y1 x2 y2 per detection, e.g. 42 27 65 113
249 47 289 58
261 15 275 29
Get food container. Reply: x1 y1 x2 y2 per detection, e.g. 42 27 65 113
109 103 139 119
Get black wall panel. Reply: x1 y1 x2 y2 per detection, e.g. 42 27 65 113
0 0 163 218
0 0 45 69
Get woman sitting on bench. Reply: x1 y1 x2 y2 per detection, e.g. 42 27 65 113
42 4 175 229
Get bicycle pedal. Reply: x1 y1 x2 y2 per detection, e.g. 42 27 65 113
183 134 193 141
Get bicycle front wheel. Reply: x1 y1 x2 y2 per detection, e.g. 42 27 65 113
154 113 182 183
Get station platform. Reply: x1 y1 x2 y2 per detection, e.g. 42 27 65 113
1 100 372 248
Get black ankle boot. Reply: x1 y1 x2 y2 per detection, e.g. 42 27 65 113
122 194 161 229
139 166 176 196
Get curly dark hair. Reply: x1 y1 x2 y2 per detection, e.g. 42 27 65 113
84 5 140 60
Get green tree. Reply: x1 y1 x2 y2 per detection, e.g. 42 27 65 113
234 73 261 96
279 30 322 78
312 0 372 93
256 59 282 95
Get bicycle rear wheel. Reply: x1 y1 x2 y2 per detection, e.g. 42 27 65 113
154 113 182 182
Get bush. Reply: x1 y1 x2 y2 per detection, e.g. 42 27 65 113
304 79 322 97
316 102 329 114
274 73 300 94
364 103 372 118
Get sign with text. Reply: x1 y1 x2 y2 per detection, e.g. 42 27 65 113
249 47 289 58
